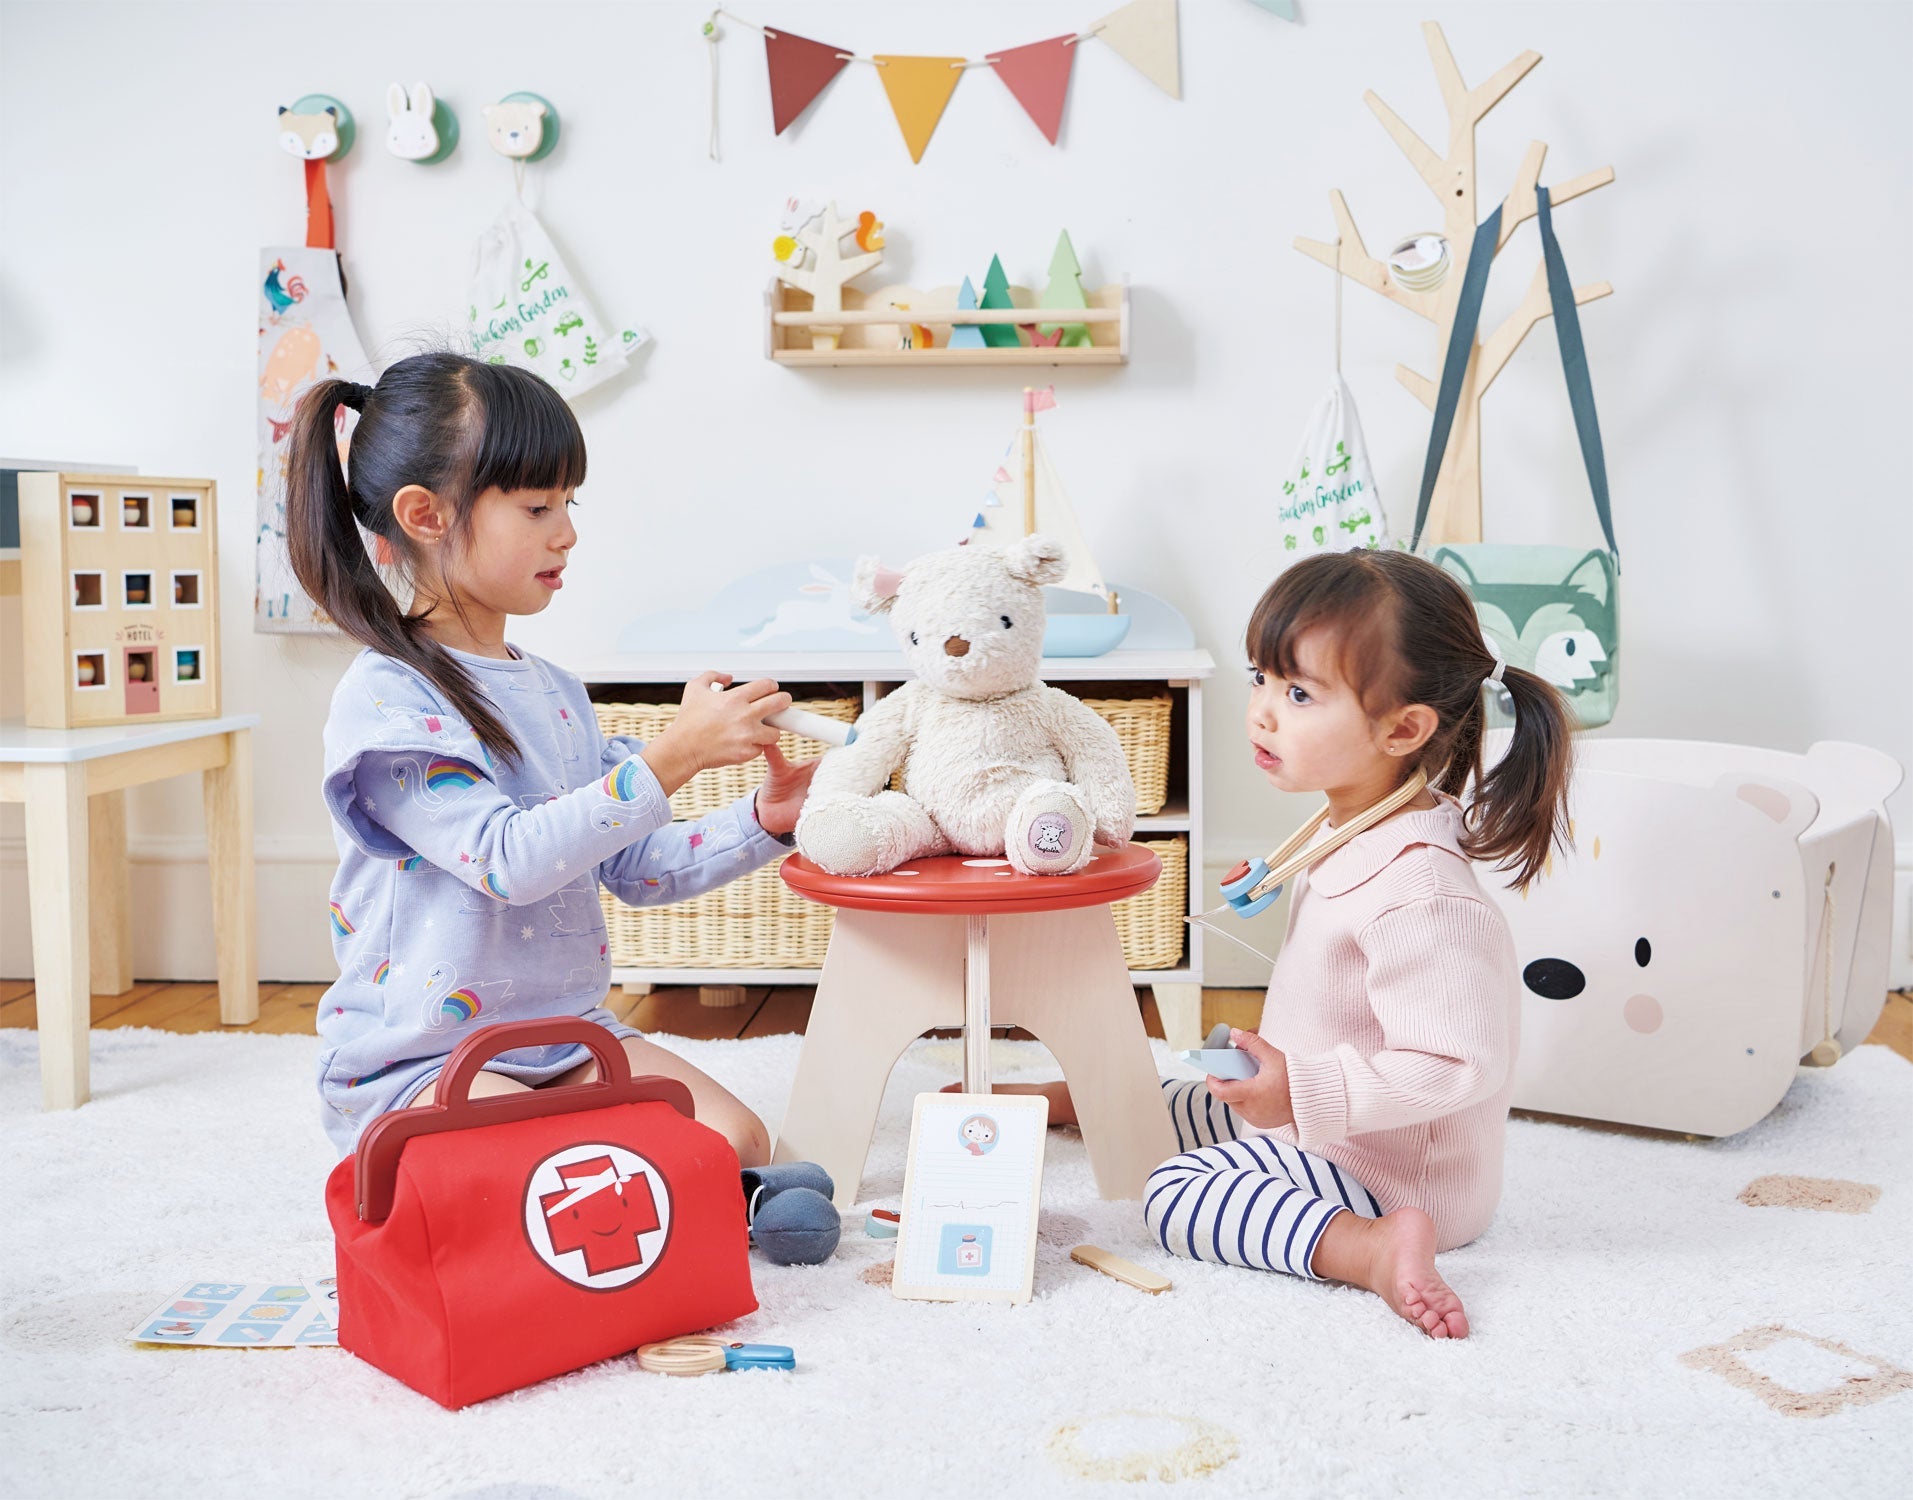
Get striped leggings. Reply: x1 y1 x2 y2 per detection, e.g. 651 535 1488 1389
1143 1079 1382 1280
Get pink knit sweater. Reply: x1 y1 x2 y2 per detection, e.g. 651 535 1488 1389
1255 794 1520 1250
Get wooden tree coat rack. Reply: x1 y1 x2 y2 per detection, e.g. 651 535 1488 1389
1295 22 1614 545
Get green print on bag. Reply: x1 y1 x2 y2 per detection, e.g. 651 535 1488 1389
1432 545 1618 728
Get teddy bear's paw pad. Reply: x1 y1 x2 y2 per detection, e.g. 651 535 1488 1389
1009 787 1092 875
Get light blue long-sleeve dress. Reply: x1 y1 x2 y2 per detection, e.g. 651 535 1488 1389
313 645 788 1153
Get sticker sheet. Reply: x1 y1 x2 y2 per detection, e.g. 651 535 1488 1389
131 1280 337 1348
891 1092 1047 1305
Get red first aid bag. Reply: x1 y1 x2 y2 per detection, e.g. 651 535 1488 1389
325 1018 756 1408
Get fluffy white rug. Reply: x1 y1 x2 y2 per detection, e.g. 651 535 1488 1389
2 1026 1910 1499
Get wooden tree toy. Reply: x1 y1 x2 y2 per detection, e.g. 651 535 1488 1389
1039 230 1091 347
978 255 1021 349
17 473 221 728
1294 22 1614 544
772 203 884 351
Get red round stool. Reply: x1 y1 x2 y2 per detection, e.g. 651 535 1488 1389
772 845 1179 1207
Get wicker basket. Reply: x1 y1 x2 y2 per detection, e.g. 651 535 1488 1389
1111 836 1188 970
1080 694 1173 817
593 696 862 822
599 857 834 970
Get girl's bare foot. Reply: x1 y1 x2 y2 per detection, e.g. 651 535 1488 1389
1312 1206 1469 1339
937 1079 1078 1126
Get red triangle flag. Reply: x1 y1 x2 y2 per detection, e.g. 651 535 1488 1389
988 34 1076 145
765 28 850 135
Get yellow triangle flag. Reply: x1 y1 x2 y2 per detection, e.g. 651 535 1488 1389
874 55 966 164
1095 0 1180 101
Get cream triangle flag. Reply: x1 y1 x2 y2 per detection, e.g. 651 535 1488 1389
1095 0 1180 101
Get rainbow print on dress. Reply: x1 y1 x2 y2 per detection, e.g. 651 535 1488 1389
480 872 509 901
329 901 355 937
395 854 425 871
371 959 391 985
426 759 482 793
437 988 484 1025
602 760 645 801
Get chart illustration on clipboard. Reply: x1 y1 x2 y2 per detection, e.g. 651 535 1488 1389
892 1093 1047 1305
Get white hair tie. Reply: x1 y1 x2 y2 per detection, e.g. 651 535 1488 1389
1483 637 1506 689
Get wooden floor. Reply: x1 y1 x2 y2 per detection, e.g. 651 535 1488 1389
1 979 1909 1064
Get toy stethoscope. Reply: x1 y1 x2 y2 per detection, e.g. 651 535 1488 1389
1191 767 1432 967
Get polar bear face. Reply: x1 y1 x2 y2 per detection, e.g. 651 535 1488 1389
482 100 546 159
1482 770 1818 1137
854 536 1066 701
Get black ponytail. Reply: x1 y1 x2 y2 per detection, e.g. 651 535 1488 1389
1459 665 1574 890
283 353 586 771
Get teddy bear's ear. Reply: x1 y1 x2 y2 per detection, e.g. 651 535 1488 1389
852 556 905 615
1003 532 1068 587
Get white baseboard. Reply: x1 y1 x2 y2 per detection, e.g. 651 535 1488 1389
0 835 343 984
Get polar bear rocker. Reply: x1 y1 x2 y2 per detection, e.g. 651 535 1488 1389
796 535 1136 878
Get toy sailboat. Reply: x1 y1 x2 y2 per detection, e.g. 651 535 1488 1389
969 388 1132 657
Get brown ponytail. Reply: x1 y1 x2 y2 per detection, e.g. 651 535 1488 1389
283 353 586 771
1246 549 1574 891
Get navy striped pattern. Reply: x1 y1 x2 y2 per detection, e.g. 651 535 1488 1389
1143 1081 1382 1280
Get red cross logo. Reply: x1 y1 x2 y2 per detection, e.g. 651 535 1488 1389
536 1153 663 1279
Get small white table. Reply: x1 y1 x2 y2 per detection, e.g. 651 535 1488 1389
0 713 260 1108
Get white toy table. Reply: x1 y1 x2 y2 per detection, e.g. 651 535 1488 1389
0 713 260 1108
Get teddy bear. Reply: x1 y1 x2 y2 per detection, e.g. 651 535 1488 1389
794 535 1136 877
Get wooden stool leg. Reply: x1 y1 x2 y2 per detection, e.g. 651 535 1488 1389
990 906 1178 1199
774 909 965 1208
1152 981 1205 1053
24 763 90 1109
202 729 258 1025
88 790 134 996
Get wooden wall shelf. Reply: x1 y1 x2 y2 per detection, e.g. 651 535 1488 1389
765 279 1129 368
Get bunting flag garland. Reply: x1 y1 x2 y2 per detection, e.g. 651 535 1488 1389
987 35 1077 146
1095 0 1181 101
706 1 1189 164
764 26 850 134
873 55 967 164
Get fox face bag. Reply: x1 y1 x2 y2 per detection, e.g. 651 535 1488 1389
1412 188 1620 730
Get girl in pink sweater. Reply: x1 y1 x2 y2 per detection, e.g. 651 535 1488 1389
1038 551 1572 1338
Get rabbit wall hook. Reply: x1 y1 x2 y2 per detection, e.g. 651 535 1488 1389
385 81 459 164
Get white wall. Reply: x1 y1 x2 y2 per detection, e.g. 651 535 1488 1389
3 0 1910 984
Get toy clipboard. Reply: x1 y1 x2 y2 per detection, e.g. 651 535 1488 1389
891 1092 1047 1306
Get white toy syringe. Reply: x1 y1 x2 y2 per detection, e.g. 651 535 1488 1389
710 681 858 748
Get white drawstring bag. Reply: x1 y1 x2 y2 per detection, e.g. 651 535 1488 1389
1275 373 1389 562
466 199 649 400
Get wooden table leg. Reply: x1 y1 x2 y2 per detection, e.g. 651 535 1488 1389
202 728 258 1026
88 789 134 996
964 914 990 1093
1152 981 1205 1053
23 762 90 1109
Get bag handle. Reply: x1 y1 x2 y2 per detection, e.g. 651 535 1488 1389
1410 191 1618 567
1409 205 1501 552
353 1019 696 1223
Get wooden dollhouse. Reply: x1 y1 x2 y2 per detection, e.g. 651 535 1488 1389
17 472 220 728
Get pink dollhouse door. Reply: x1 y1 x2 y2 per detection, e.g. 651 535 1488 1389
123 649 160 715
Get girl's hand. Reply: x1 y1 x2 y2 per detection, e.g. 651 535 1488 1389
1206 1029 1295 1130
752 743 820 837
642 673 792 795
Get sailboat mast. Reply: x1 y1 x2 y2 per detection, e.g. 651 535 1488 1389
1021 386 1037 537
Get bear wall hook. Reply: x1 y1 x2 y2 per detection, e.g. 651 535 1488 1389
482 92 559 161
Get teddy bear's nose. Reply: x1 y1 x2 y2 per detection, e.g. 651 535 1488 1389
944 636 971 657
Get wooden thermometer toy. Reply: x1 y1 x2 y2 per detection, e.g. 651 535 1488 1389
710 680 857 748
